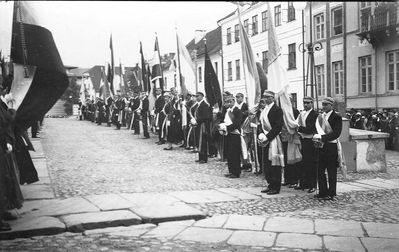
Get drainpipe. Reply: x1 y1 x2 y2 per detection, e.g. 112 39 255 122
343 2 348 109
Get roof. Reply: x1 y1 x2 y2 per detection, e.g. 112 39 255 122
186 26 222 57
68 67 90 76
217 9 237 24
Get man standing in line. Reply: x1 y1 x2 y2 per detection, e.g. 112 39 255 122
314 97 342 201
257 90 284 195
140 91 150 139
295 96 318 192
129 90 141 134
192 92 212 164
154 88 166 144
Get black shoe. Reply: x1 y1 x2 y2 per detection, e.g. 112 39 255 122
307 188 316 193
195 160 200 162
289 184 298 188
294 186 304 191
179 144 186 148
314 194 328 199
198 160 207 164
261 188 270 193
185 147 191 150
163 147 173 150
0 221 11 232
228 174 240 178
157 141 166 145
3 212 17 221
224 173 232 177
281 182 289 186
144 136 150 139
267 190 279 195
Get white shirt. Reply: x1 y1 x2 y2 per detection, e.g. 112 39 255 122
235 102 243 110
297 108 314 138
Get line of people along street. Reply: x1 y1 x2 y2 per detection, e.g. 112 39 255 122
78 87 345 201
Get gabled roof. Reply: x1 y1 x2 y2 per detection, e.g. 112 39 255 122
217 9 237 24
186 26 222 57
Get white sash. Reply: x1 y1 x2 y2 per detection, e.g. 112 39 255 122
260 107 284 167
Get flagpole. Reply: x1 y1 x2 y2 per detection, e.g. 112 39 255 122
175 27 184 96
155 33 165 93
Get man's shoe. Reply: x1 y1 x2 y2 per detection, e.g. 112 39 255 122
289 184 298 188
144 136 150 139
157 141 166 145
314 194 328 199
195 160 200 162
228 174 240 178
267 190 279 195
261 188 270 193
294 186 305 191
3 212 17 221
163 147 173 150
185 147 191 150
224 173 232 177
198 160 207 164
281 182 289 186
307 188 316 193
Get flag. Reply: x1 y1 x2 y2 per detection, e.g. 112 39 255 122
176 31 196 94
119 62 126 95
9 1 68 129
204 45 222 109
106 63 114 99
79 75 86 106
256 62 268 94
148 36 164 92
237 8 261 109
109 34 115 95
140 41 149 92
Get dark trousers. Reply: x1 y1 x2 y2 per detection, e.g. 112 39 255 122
142 112 149 138
226 134 241 176
300 138 317 189
132 112 140 133
198 123 209 162
282 141 298 185
318 142 338 197
258 145 282 192
31 121 39 137
157 113 165 142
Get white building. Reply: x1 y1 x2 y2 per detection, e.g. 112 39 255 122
217 2 306 109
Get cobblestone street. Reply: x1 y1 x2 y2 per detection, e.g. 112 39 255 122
1 118 399 251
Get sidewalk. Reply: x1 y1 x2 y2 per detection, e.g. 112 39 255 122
1 138 399 251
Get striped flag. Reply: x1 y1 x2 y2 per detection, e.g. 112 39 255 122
140 41 149 92
237 8 261 109
109 34 115 95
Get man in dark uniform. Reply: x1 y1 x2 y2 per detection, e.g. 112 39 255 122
105 96 113 126
114 93 124 130
141 91 150 138
219 94 243 178
154 88 166 144
186 98 198 151
193 92 212 164
129 91 141 134
314 97 342 201
296 96 318 192
257 90 284 195
96 98 105 125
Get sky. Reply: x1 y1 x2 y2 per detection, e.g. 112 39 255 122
9 1 238 69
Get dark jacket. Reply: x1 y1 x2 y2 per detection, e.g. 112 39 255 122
298 109 318 135
141 97 149 113
321 110 342 143
154 95 165 114
257 103 284 142
225 107 243 133
195 100 212 125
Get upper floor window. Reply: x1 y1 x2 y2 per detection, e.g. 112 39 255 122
333 61 344 95
315 65 326 97
275 5 281 26
359 55 372 93
261 11 267 32
360 2 371 9
387 50 399 91
252 15 258 35
288 43 296 69
332 7 343 36
227 61 232 81
198 66 202 83
227 28 231 45
234 24 240 42
262 51 268 73
288 2 295 22
235 59 241 80
214 62 218 77
244 19 249 35
314 13 325 40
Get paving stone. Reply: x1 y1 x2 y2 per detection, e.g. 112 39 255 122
323 236 365 252
315 219 364 237
158 220 195 227
223 214 266 231
361 237 399 252
130 202 206 223
374 178 399 187
142 223 189 239
85 194 133 211
362 222 399 239
174 227 233 243
120 193 181 206
168 190 238 203
20 184 55 200
19 197 100 217
337 183 369 193
345 182 374 190
0 216 65 240
32 176 51 185
227 230 276 247
60 210 142 232
238 187 265 196
215 188 261 200
84 224 156 236
276 233 322 250
355 179 398 190
264 217 314 234
31 159 48 177
194 215 229 228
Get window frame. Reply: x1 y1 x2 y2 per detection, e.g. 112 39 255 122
227 27 231 45
275 5 281 26
261 11 267 32
214 61 218 77
332 61 344 95
314 13 325 41
252 15 258 36
262 51 268 73
331 6 343 36
227 61 232 81
386 50 399 91
315 64 326 97
359 55 372 94
198 66 202 83
287 2 295 22
244 19 249 35
288 43 296 70
234 24 239 42
235 59 241 80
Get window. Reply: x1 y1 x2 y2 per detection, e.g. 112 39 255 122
290 93 297 109
227 61 232 81
275 5 281 26
332 7 343 36
252 15 258 35
234 24 239 42
165 77 167 87
360 2 371 31
227 28 231 45
214 62 218 77
387 50 399 91
360 2 371 9
261 11 267 32
244 19 249 35
288 43 296 69
235 59 240 80
288 2 295 22
332 61 344 95
315 65 326 97
314 13 325 40
174 74 177 87
359 56 372 93
198 66 202 83
262 51 268 73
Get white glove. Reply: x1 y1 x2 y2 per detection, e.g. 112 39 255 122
190 118 197 125
6 143 12 153
258 133 267 142
313 134 321 140
250 122 257 128
150 110 155 116
166 120 171 127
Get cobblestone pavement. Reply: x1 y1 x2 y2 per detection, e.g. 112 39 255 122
1 118 398 251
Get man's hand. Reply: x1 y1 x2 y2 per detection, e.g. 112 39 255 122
6 143 12 153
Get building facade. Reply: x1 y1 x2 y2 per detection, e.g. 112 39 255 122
305 1 399 111
218 2 305 109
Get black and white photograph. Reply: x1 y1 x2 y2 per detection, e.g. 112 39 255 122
0 1 399 251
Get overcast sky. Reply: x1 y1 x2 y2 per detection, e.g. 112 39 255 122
19 1 238 69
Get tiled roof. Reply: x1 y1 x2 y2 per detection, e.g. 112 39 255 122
186 26 221 57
